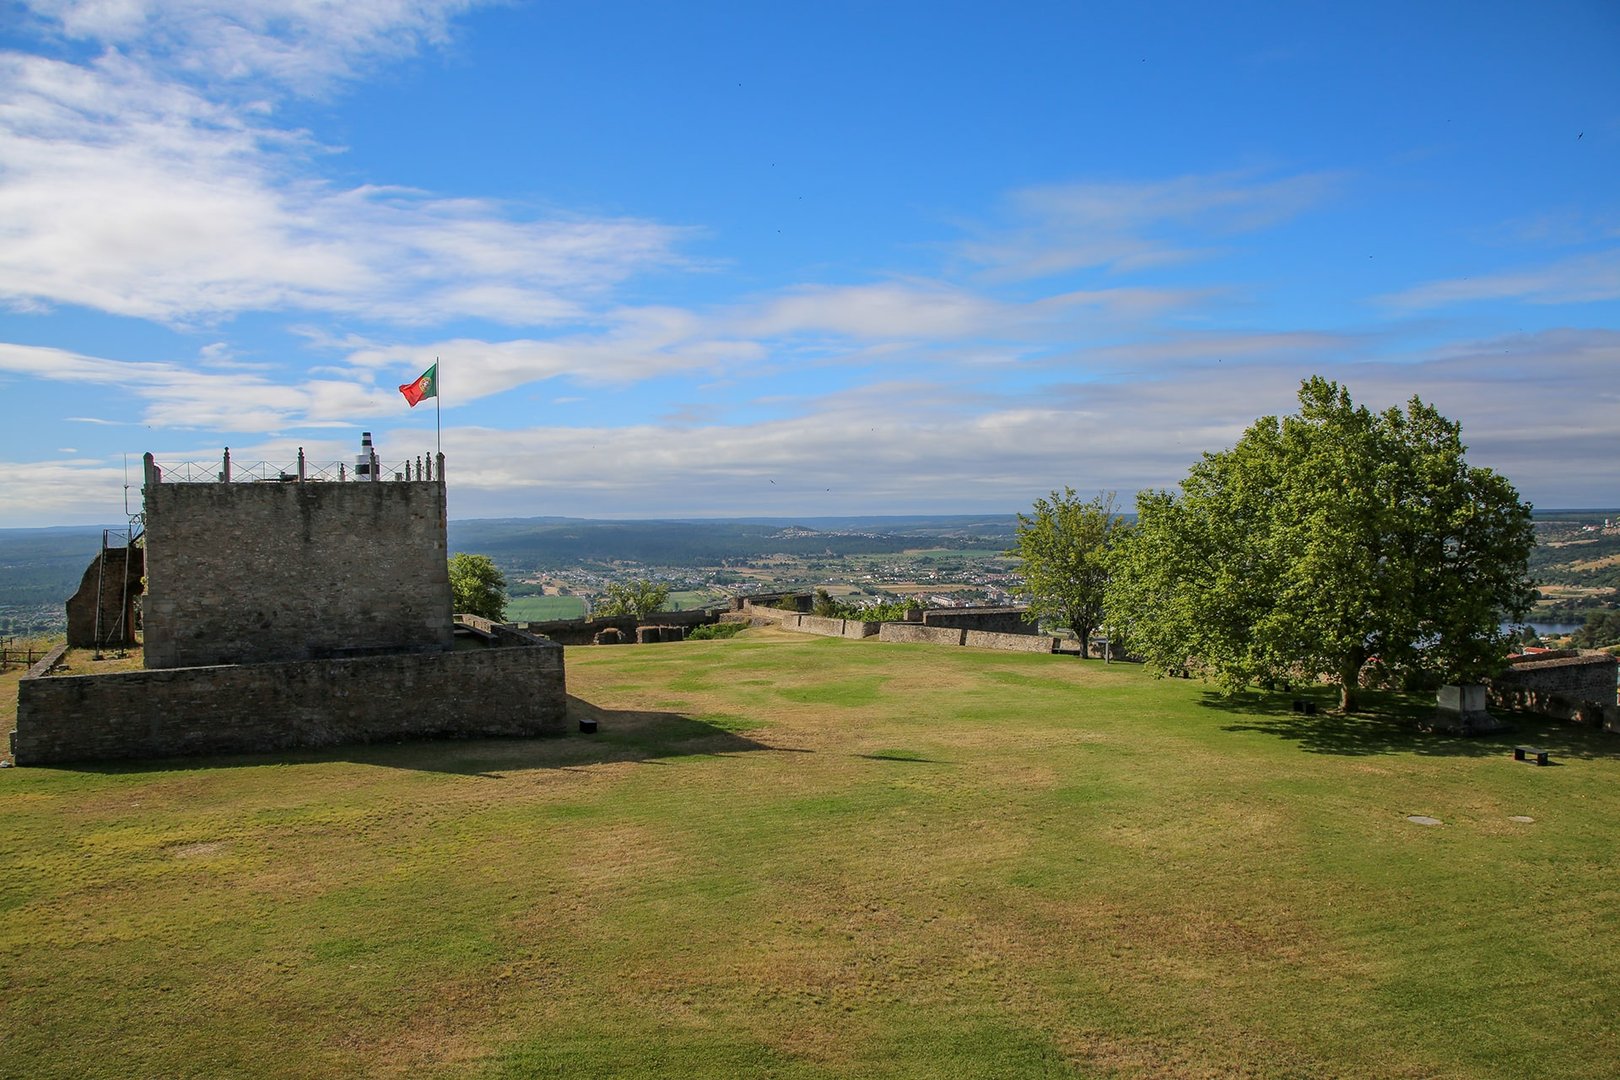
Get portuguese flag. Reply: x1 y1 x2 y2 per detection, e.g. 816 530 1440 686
398 363 437 407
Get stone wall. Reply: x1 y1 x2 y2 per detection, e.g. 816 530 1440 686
143 479 453 669
878 623 966 646
922 607 1032 635
732 592 811 613
516 608 719 645
963 630 1057 653
65 545 144 648
782 615 879 639
1488 650 1619 729
14 639 565 765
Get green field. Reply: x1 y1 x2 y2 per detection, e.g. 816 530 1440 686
502 594 586 621
2 630 1617 1078
665 589 724 612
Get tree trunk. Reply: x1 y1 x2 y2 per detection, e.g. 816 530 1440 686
1077 626 1091 657
1337 646 1366 713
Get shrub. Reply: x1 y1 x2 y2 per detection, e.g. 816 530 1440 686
688 621 747 640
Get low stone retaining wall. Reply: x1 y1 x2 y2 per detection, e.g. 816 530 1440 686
963 630 1057 653
739 603 1062 654
784 614 879 639
922 607 1032 635
13 640 566 765
879 623 966 647
516 609 720 645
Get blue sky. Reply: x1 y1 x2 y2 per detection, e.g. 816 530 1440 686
1 0 1616 526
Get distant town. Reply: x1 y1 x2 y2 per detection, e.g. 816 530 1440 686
4 509 1617 647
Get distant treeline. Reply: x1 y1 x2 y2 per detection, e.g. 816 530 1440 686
0 526 108 607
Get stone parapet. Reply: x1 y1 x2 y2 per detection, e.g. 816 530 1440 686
517 609 719 645
878 623 966 646
963 630 1057 653
922 607 1033 635
14 641 565 765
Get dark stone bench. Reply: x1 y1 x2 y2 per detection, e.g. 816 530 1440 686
1292 699 1319 716
1513 746 1550 766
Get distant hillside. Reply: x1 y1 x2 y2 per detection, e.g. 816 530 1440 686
1528 509 1620 617
447 515 1021 569
0 526 109 604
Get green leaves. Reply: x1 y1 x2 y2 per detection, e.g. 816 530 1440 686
448 553 508 622
595 580 672 619
1103 377 1534 710
1009 488 1126 653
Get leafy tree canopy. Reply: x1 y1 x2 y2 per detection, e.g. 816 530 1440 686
1104 377 1535 711
1570 610 1620 650
1008 488 1127 655
595 580 671 619
448 553 508 621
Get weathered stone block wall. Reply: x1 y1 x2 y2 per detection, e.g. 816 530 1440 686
65 546 144 648
517 609 718 645
963 630 1057 653
143 480 453 669
14 641 565 765
922 607 1032 635
878 623 966 646
1489 651 1619 728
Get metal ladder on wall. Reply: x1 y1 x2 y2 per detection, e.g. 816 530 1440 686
91 513 145 659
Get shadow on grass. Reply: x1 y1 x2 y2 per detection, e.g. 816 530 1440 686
1202 689 1617 761
47 696 773 778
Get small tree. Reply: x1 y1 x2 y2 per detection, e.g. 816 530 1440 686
1008 488 1127 656
449 553 508 621
596 580 671 619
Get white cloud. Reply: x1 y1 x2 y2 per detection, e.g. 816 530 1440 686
957 169 1342 281
0 41 691 326
22 0 486 93
0 456 131 525
1380 249 1620 309
6 326 1614 526
333 277 1216 407
0 341 399 431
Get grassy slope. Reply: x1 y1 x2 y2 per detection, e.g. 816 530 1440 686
1 629 1616 1079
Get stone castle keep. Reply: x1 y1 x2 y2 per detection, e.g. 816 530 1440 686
12 448 567 765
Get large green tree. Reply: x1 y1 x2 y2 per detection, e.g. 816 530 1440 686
595 580 671 619
1009 488 1127 656
1105 377 1535 712
448 553 508 621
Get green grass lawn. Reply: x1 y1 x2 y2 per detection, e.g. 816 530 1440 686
3 629 1617 1078
503 594 586 621
665 589 723 612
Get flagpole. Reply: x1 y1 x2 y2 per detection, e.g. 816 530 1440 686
434 355 441 458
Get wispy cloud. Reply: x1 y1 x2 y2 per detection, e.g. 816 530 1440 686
0 38 690 326
20 0 487 94
957 169 1342 281
0 342 396 431
7 327 1612 525
1380 249 1620 309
